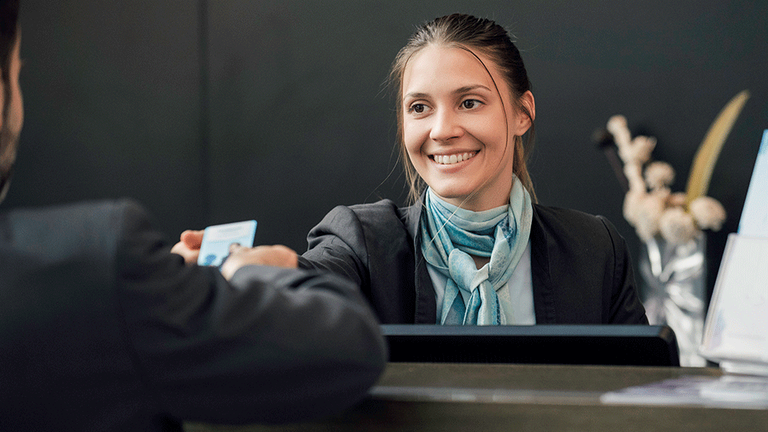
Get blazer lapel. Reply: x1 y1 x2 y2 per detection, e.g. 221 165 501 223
404 199 437 324
530 205 557 323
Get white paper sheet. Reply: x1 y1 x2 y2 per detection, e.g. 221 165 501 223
700 234 768 368
739 129 768 238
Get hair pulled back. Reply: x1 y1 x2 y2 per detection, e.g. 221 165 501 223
390 13 536 204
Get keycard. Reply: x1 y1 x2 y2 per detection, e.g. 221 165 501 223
197 220 258 267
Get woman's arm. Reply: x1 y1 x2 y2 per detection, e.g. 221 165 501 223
298 205 371 289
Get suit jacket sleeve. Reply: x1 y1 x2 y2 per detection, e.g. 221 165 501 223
297 204 370 289
298 202 420 323
114 200 386 425
598 215 648 324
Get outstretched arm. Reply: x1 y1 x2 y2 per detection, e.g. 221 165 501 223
116 201 386 425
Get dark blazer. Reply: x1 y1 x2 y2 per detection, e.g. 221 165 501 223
299 199 648 325
0 199 386 431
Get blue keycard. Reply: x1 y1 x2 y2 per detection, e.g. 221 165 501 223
197 220 258 267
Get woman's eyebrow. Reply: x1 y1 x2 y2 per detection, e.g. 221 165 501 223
452 84 492 95
403 91 429 101
404 85 492 100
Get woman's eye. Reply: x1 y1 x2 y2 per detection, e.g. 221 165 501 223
461 99 481 109
409 103 426 114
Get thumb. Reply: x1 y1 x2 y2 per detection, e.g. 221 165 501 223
180 230 204 248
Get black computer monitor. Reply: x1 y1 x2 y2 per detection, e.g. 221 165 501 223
382 324 680 367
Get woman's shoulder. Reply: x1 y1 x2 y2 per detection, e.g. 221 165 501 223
309 199 415 241
346 199 404 216
533 203 605 223
532 204 621 242
325 199 412 227
303 199 415 274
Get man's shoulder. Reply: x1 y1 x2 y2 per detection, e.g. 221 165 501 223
3 198 144 221
1 198 154 253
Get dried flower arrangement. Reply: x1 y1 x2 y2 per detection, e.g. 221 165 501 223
602 90 750 246
607 115 725 244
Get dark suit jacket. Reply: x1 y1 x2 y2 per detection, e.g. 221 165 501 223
299 199 648 325
0 199 386 431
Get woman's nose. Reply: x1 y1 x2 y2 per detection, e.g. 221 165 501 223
429 108 463 142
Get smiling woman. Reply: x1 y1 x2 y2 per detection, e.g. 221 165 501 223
171 13 649 327
295 13 648 326
290 14 649 327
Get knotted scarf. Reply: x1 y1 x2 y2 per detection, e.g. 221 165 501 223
420 177 533 325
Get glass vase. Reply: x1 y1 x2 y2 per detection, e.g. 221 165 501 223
639 234 707 367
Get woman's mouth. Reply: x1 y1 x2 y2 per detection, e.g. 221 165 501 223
431 151 477 165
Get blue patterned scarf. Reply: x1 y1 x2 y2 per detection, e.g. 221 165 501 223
420 177 533 325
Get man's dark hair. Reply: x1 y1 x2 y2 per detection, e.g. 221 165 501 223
0 0 19 117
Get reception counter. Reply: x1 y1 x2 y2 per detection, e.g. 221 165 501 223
186 362 768 432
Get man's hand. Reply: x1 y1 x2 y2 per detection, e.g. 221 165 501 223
170 229 204 264
220 244 298 280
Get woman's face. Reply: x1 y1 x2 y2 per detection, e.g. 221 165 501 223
401 44 531 211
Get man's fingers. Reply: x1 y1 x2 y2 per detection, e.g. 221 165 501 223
180 230 204 248
171 241 200 264
220 245 299 280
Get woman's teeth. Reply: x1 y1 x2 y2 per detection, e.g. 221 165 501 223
433 152 476 165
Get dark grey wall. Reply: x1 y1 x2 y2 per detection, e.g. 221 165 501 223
8 0 768 299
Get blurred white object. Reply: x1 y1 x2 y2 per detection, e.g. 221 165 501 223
738 130 768 237
641 235 707 367
700 234 768 375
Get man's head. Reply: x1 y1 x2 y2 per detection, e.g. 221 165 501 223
0 0 22 203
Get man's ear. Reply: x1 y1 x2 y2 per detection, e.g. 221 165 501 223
0 71 5 130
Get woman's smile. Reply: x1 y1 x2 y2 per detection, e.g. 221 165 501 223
430 151 478 165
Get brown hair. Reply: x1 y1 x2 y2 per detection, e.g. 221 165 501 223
389 13 536 204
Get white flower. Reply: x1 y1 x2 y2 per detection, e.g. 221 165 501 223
644 161 675 190
689 196 727 231
666 192 687 207
607 115 656 165
623 189 644 226
618 135 656 165
623 162 646 192
607 115 631 148
626 193 666 241
649 186 671 204
659 207 697 245
607 115 727 246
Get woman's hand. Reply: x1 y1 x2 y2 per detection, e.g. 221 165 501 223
171 229 204 264
220 244 298 280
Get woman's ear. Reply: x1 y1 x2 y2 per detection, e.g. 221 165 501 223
522 90 535 122
515 90 535 135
